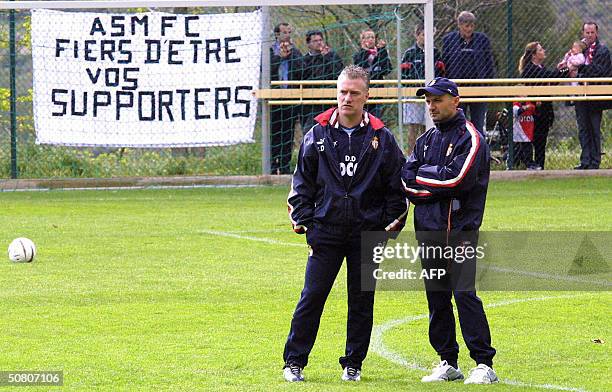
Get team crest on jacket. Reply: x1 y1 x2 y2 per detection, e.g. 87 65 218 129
371 136 379 150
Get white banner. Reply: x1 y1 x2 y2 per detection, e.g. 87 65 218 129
31 9 262 147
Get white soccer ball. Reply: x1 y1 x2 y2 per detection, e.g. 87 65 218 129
8 238 37 263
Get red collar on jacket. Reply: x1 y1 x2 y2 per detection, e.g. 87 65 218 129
314 108 385 130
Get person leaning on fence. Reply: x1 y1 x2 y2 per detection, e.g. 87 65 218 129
352 28 393 120
283 65 407 383
401 77 498 385
270 22 303 175
518 42 567 170
296 30 344 132
442 11 495 135
572 22 611 170
400 23 445 152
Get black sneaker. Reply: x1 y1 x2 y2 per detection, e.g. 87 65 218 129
341 366 361 381
283 364 304 382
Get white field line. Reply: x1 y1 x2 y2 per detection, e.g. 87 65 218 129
203 230 610 287
199 229 305 248
200 230 599 390
0 184 259 192
371 293 593 392
202 230 610 287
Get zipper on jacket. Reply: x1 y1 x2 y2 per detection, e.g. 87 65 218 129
446 199 453 245
344 192 349 222
346 128 374 192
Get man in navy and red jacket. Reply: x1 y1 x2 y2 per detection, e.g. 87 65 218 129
401 78 498 384
283 65 407 383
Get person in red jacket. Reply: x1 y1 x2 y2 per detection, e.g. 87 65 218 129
512 101 538 169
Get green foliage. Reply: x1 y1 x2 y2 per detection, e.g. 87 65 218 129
4 143 262 178
0 2 609 179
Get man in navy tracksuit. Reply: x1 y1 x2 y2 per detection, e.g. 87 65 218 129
442 11 495 134
402 78 498 384
283 65 407 383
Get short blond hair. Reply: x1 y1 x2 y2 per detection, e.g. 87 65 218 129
338 65 370 90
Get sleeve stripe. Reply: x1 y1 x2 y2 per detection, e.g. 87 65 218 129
401 178 433 196
287 177 298 226
406 188 433 196
415 121 480 188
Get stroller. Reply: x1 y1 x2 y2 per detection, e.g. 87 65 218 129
485 108 509 166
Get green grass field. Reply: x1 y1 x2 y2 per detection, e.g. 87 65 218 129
0 177 610 391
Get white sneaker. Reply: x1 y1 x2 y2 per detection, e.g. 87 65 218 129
464 364 499 384
341 367 361 381
421 360 464 382
283 364 304 382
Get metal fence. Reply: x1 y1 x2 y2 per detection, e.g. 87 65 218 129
0 0 610 179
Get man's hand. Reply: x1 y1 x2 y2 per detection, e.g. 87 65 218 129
321 44 331 56
293 224 307 234
376 39 387 49
400 62 413 70
385 208 409 232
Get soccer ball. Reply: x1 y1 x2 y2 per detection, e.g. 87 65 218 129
7 238 37 263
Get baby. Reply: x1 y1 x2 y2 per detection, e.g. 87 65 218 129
558 40 586 81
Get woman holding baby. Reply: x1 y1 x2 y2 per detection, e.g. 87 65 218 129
518 42 567 170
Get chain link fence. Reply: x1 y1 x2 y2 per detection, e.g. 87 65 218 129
0 1 610 179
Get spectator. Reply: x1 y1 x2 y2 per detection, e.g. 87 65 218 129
352 28 392 119
401 24 445 152
518 42 565 170
442 11 495 134
297 30 344 132
270 22 303 174
512 101 538 169
573 22 611 170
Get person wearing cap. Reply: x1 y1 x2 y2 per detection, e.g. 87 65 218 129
401 77 498 384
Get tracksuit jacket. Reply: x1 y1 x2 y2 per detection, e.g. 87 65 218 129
352 47 393 81
578 39 612 111
400 44 444 80
288 108 407 233
442 31 495 79
401 109 490 233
